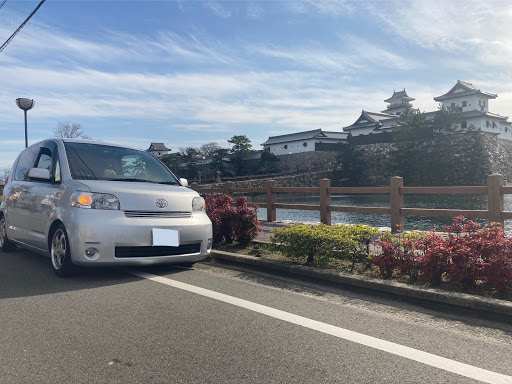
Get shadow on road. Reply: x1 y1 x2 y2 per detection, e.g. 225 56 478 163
0 248 188 300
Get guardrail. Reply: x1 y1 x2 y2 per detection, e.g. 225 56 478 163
191 174 509 233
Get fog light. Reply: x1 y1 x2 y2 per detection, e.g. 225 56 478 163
85 247 98 257
207 238 212 252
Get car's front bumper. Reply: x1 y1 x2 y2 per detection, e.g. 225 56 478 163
63 209 212 266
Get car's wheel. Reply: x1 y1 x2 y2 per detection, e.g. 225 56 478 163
50 225 74 277
0 215 16 252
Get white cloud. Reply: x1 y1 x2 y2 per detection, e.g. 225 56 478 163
204 1 232 18
173 124 232 132
249 35 418 72
246 2 264 20
289 0 356 16
372 0 512 66
344 36 419 71
0 20 237 68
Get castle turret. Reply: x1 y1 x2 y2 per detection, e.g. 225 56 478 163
381 89 416 116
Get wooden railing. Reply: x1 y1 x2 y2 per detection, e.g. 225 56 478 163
191 174 509 233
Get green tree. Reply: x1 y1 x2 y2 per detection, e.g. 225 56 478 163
431 104 464 136
228 135 253 176
392 108 431 143
258 149 280 174
391 106 464 185
333 140 366 186
161 154 183 175
210 147 229 175
179 147 200 180
390 109 430 184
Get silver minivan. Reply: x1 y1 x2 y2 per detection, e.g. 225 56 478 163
0 139 212 276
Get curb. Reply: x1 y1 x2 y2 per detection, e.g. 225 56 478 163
211 250 512 317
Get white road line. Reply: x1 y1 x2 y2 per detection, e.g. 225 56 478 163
130 270 512 384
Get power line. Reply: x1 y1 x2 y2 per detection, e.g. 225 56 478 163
0 0 47 53
0 1 8 11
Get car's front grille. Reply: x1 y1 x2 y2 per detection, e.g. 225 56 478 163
115 243 201 258
124 210 192 218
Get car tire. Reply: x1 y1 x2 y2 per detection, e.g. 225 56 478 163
50 224 74 277
0 215 16 252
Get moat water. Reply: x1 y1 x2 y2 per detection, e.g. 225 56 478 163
250 193 512 231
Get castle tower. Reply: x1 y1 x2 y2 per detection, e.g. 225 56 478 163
381 89 417 116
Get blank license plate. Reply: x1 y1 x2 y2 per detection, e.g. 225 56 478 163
152 228 180 247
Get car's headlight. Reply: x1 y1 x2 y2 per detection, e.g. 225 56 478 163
70 192 120 210
192 196 205 211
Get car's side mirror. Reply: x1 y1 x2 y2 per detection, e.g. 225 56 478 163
180 178 188 187
28 168 51 180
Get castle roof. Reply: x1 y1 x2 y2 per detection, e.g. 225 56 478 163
343 110 397 130
261 129 348 145
384 89 415 103
460 110 508 120
434 80 497 102
147 142 171 151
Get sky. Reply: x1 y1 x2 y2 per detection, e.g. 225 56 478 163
2 0 512 170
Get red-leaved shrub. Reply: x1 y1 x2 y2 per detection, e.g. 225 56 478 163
372 239 401 279
231 197 261 245
205 194 261 246
373 235 421 280
373 217 512 293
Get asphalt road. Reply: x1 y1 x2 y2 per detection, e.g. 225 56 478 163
1 248 512 383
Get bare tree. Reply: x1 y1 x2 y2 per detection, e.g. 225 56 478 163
54 122 91 139
199 142 222 157
0 167 10 183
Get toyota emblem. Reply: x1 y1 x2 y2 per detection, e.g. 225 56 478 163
155 199 168 208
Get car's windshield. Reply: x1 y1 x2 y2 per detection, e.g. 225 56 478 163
64 142 179 184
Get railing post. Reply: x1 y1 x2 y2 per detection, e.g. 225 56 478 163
266 180 276 222
223 181 234 196
190 182 199 192
487 173 504 226
390 176 404 233
319 178 331 225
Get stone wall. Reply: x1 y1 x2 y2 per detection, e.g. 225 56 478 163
199 170 334 189
273 151 338 174
198 132 512 188
352 132 512 186
486 135 512 180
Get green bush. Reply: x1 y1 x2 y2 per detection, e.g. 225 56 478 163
271 223 379 269
335 224 380 272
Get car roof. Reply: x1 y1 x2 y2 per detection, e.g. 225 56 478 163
56 138 144 151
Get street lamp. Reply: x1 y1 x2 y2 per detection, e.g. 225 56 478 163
16 98 35 148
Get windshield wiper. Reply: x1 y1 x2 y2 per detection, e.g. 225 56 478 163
104 178 179 185
103 178 156 183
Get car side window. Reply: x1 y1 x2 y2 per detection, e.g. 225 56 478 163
35 148 52 171
14 145 41 181
54 158 61 183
